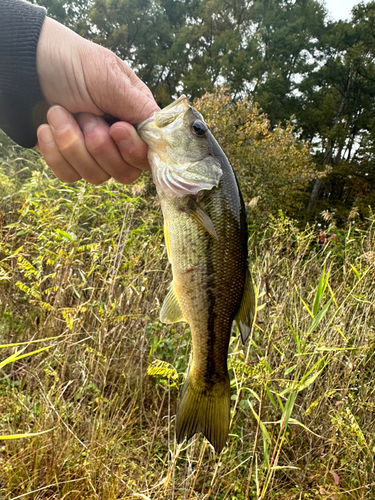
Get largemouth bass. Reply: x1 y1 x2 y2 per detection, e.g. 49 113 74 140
138 96 255 452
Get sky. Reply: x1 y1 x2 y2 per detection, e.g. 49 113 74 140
324 0 371 20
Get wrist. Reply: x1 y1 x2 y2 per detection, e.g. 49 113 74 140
36 17 95 112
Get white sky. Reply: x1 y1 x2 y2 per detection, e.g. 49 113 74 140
324 0 371 20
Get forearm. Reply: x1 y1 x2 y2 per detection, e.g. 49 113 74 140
0 1 158 184
0 0 47 147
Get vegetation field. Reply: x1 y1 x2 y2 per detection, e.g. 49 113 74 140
33 0 375 225
1 0 375 496
1 126 375 499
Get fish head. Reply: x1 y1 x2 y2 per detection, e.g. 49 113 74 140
137 95 222 197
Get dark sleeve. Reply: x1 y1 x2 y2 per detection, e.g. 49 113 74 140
0 0 47 148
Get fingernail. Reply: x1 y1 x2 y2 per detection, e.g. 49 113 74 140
118 139 133 151
48 106 71 131
38 125 55 146
110 127 130 144
110 128 133 151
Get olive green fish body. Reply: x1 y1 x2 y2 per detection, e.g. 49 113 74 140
161 138 248 373
138 97 255 452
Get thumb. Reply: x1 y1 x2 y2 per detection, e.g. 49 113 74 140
90 49 160 124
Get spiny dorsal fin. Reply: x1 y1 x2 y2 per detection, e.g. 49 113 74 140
185 197 218 240
160 282 186 324
235 268 255 344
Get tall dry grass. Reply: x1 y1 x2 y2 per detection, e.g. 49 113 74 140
1 156 375 499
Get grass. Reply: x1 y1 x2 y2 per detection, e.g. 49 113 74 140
1 145 375 499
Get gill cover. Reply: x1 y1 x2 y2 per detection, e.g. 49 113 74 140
137 95 222 197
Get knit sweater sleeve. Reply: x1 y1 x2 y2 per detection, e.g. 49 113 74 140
0 0 47 148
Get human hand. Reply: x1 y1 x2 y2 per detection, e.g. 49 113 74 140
36 17 159 184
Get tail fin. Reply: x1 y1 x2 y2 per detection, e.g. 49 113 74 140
175 370 231 453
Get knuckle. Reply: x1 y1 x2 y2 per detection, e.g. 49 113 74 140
85 131 108 157
56 129 81 154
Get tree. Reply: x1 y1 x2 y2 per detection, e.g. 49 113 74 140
33 0 92 34
299 2 375 223
34 0 326 109
33 0 375 225
247 0 327 127
195 89 316 222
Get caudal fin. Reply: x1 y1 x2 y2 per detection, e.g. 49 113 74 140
175 371 231 453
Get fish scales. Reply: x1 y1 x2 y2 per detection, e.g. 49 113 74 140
162 154 247 374
138 96 255 452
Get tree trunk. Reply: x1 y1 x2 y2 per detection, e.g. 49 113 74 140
306 176 323 215
305 75 352 219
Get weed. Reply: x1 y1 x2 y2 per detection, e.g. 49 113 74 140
1 152 375 498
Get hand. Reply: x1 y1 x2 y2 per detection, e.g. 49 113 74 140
36 17 159 184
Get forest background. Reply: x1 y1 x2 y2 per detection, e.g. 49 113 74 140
33 0 375 226
1 0 375 499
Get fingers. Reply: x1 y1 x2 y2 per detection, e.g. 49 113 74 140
109 122 150 171
37 105 151 185
38 106 110 184
37 124 81 183
77 114 148 184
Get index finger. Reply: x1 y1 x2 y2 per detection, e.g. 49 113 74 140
109 121 151 172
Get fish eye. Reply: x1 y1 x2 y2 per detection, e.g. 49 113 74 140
190 120 207 137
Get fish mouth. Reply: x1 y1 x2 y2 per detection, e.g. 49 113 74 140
137 95 191 155
158 94 188 112
137 95 190 132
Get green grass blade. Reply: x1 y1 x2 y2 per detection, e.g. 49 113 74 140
0 428 54 440
312 265 330 316
0 346 51 370
307 297 333 335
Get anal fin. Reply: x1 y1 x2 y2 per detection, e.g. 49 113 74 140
160 282 186 324
235 268 255 344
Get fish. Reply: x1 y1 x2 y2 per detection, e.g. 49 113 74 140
137 95 255 453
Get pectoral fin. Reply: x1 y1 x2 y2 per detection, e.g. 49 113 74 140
186 198 218 241
235 268 255 345
160 282 186 324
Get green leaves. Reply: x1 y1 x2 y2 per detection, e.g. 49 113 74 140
195 89 315 220
312 265 330 317
147 359 178 382
0 428 54 440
